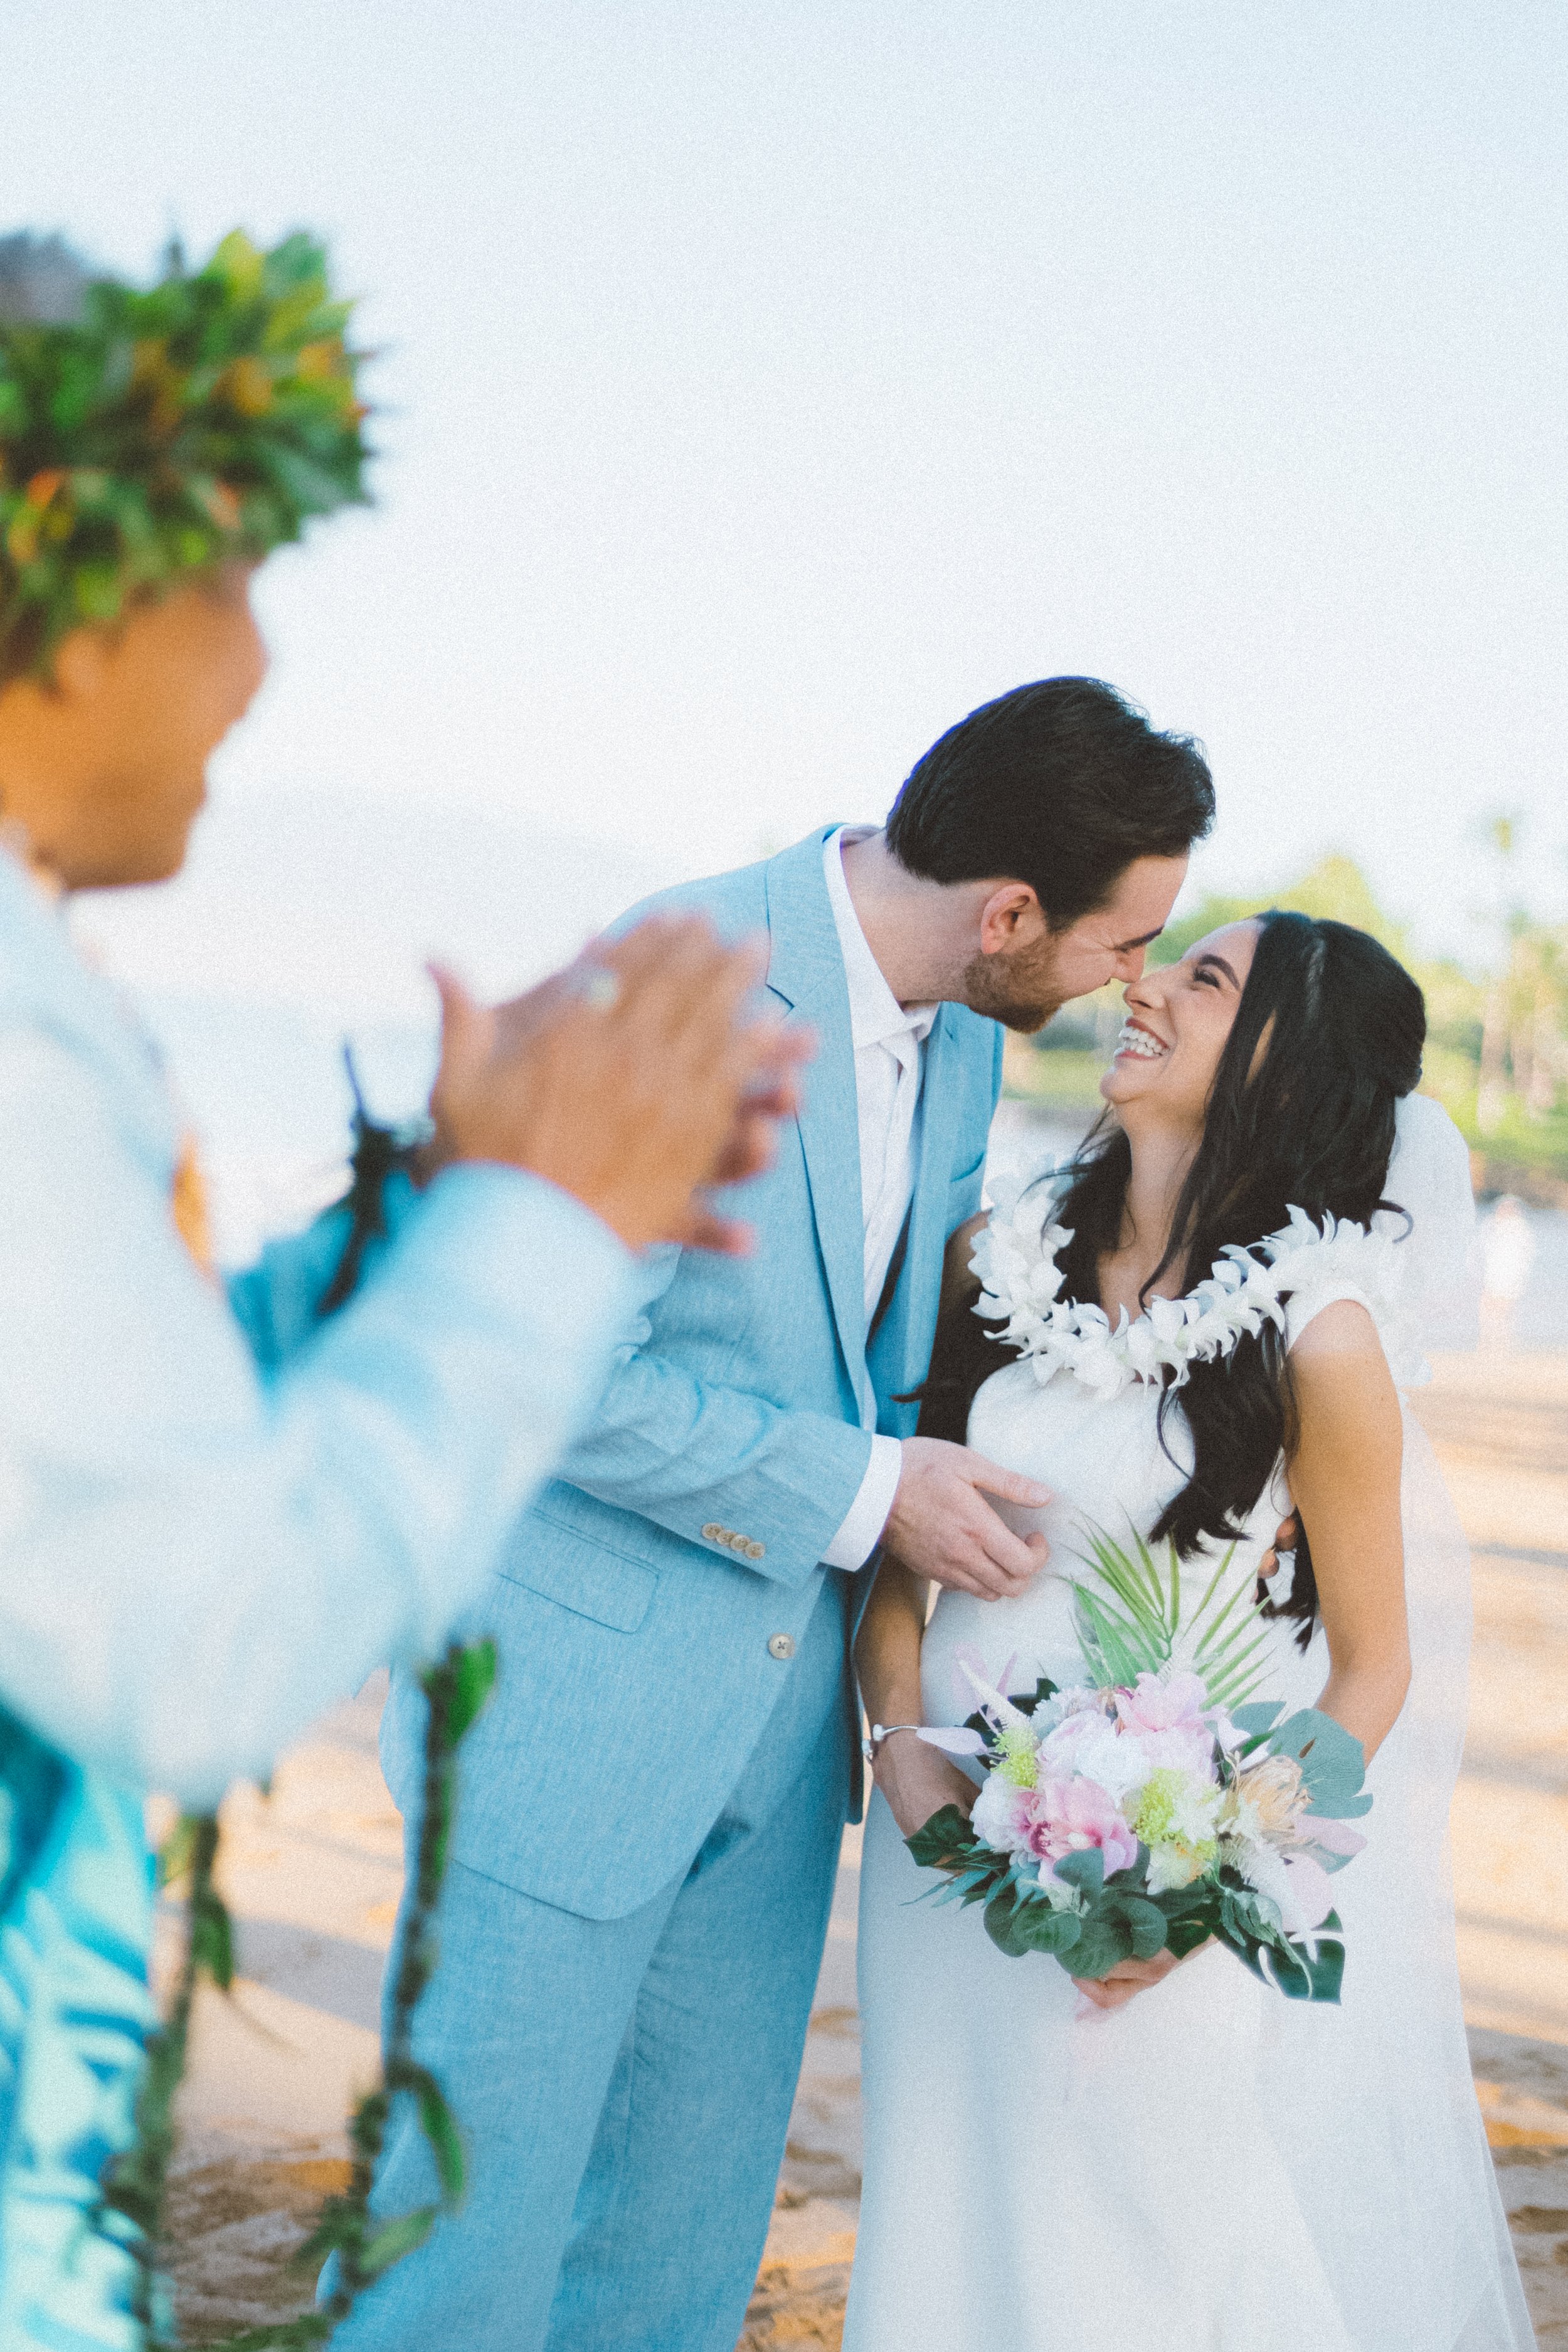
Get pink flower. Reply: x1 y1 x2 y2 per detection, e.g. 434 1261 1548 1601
1115 1670 1209 1739
1111 1671 1216 1781
1022 1776 1140 1880
972 1770 1034 1856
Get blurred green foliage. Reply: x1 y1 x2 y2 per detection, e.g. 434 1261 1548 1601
0 229 371 675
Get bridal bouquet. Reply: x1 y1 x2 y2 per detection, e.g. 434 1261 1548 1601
907 1529 1372 2001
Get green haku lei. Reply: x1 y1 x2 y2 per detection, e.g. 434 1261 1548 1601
0 228 372 675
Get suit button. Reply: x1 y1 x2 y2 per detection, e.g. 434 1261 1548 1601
767 1633 796 1661
701 1523 724 1543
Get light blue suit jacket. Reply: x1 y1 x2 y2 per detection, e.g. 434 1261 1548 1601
382 829 1004 1920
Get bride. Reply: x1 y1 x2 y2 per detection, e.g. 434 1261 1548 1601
847 911 1534 2351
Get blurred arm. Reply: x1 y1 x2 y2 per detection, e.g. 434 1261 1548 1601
0 1030 635 1803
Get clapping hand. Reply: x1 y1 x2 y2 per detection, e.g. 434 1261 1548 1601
424 914 813 1255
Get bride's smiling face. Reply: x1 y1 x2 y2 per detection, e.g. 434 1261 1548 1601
1099 920 1261 1132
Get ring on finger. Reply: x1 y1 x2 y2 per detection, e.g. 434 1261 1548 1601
574 966 622 1013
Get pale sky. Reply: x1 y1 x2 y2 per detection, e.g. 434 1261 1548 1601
4 0 1566 968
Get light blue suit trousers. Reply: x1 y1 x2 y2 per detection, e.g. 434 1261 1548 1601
338 1572 849 2351
336 831 1002 2350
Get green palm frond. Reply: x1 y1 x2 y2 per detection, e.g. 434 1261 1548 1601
1071 1520 1271 1710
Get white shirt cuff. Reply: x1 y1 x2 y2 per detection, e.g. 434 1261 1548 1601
820 1433 903 1571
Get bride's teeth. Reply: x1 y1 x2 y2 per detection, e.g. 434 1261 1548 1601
1115 1023 1167 1061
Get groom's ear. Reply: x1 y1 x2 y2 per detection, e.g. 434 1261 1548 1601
977 882 1046 956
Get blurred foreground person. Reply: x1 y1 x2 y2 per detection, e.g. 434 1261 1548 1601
0 230 802 2349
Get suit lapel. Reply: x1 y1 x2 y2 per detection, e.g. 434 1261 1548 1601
765 832 872 1421
867 1005 965 1429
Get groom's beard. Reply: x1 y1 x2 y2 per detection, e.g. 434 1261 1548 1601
958 943 1070 1034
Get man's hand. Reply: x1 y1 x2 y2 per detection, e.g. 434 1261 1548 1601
425 915 813 1255
872 1730 978 1842
1258 1510 1300 1585
1074 1947 1184 2011
882 1436 1051 1601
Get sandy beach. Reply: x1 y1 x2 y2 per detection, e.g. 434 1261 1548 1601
162 1343 1568 2346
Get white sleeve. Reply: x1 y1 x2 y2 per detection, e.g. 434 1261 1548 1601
1283 1279 1378 1355
0 1029 635 1803
820 1433 904 1570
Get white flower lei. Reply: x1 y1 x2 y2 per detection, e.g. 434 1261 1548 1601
971 1163 1420 1399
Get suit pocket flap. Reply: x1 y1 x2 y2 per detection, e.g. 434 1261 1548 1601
493 1508 658 1633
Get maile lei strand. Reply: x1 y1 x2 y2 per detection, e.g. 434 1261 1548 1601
95 1106 482 2346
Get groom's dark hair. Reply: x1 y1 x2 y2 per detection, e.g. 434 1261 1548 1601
884 677 1214 929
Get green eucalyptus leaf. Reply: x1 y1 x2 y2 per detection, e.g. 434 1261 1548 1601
1049 1848 1106 1900
1094 1891 1168 1959
982 1882 1044 1959
1059 1916 1136 1979
1012 1901 1083 1956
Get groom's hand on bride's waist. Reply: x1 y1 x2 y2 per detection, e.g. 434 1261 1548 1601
881 1438 1051 1601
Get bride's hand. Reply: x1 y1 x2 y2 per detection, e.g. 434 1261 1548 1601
1074 1940 1214 2011
873 1732 977 1843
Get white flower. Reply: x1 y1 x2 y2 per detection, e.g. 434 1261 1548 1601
972 1769 1031 1858
1036 1713 1147 1803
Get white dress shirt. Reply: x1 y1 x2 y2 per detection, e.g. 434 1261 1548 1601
819 829 938 1571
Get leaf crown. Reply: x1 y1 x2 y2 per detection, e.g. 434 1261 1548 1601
0 228 372 675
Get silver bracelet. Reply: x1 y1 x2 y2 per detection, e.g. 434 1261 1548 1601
861 1722 924 1763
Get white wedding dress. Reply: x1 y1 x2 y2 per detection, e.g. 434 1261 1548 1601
848 1101 1534 2352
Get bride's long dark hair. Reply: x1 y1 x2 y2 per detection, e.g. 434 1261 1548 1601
918 913 1426 1641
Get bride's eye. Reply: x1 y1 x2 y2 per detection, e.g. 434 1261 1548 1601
1192 968 1221 988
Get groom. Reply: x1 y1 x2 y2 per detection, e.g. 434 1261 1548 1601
344 677 1216 2351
